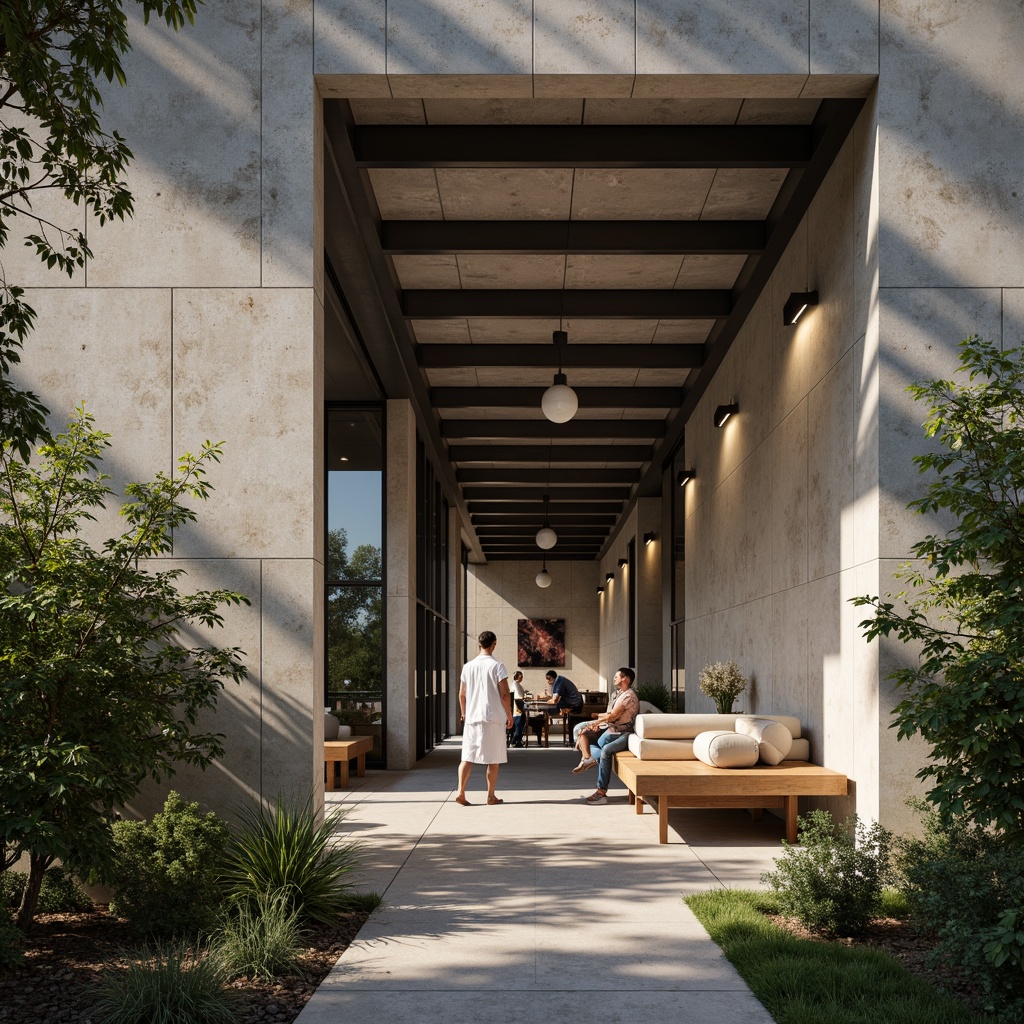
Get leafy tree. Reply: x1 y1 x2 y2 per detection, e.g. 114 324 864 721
853 335 1024 834
0 1 201 456
0 407 248 930
326 528 382 702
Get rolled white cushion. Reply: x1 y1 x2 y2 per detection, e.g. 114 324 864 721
628 735 697 759
735 717 793 765
692 730 759 768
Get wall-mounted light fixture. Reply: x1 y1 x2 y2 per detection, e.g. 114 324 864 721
536 557 552 588
605 571 614 582
677 469 695 487
596 586 604 595
540 329 578 423
713 403 738 428
783 290 818 326
617 558 627 568
644 531 656 546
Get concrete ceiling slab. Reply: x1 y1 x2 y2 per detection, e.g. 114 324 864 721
560 318 660 342
583 97 743 124
424 98 584 123
571 168 715 220
738 98 820 125
702 168 788 219
411 319 472 343
466 318 561 342
674 254 749 289
566 254 684 289
458 254 566 289
350 98 426 124
436 168 573 219
652 319 717 342
392 254 461 289
367 168 442 219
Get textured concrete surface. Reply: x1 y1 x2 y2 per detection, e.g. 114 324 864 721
296 740 781 1024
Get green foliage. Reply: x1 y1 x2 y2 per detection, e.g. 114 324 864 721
94 943 237 1024
340 890 383 914
108 793 230 937
215 890 305 981
853 336 1024 834
761 810 895 936
698 659 747 713
898 806 1024 1019
0 410 248 929
221 796 360 926
0 866 91 913
0 909 23 968
635 681 672 713
685 888 988 1024
0 1 201 459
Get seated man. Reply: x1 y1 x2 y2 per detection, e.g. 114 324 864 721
571 667 638 805
536 670 584 743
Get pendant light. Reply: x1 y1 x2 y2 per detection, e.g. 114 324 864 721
535 556 552 588
536 492 557 550
541 329 578 423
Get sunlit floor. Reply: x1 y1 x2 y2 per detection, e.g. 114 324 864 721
298 739 785 1024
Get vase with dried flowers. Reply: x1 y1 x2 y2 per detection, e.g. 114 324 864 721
698 660 747 713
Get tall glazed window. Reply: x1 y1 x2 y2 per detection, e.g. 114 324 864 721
326 407 384 763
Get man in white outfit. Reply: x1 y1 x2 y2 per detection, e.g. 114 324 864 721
456 630 513 805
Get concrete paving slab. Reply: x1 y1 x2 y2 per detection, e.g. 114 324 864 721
297 739 779 1023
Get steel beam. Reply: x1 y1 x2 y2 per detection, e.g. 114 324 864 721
432 386 680 409
457 468 639 484
448 444 653 463
440 420 666 439
419 345 702 369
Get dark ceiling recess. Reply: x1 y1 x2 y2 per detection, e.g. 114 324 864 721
322 96 864 562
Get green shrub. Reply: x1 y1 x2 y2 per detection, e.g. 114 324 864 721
215 890 305 980
340 890 384 914
1 867 92 913
108 792 230 937
899 806 1024 1020
94 943 237 1024
761 810 894 936
221 794 360 926
0 910 24 968
635 681 672 713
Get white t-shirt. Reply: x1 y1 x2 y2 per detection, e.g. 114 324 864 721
461 652 510 725
510 675 526 701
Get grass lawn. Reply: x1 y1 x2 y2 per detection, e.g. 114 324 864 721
685 890 994 1024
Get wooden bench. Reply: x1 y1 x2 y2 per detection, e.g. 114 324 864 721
613 751 848 844
324 736 374 791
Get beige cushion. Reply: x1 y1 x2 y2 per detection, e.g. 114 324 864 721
635 713 743 740
735 717 793 765
788 737 810 761
693 730 759 768
628 734 696 759
737 713 802 739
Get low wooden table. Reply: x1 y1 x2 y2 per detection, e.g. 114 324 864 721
324 736 374 791
613 752 848 844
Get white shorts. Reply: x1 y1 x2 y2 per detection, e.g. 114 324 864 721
461 720 508 765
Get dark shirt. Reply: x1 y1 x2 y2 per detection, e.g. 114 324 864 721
549 675 583 710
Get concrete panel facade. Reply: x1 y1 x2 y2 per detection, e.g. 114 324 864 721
11 0 1024 829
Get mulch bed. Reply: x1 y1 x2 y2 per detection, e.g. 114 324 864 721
0 906 370 1024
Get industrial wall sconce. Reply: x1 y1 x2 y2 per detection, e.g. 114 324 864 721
541 329 578 423
713 403 738 428
644 531 656 546
617 558 627 568
535 557 552 588
783 290 818 326
677 469 695 487
605 572 614 582
596 586 604 595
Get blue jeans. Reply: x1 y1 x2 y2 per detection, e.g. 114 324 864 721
580 728 631 791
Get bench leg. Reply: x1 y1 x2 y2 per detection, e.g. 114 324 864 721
750 808 762 821
658 798 669 844
356 752 366 778
627 791 635 805
325 760 337 792
784 795 798 843
340 758 350 788
635 794 644 814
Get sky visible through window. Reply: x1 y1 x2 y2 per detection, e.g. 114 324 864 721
328 471 382 556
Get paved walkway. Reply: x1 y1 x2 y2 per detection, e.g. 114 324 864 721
298 739 784 1024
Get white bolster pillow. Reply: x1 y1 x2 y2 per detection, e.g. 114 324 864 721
692 730 759 768
735 717 793 765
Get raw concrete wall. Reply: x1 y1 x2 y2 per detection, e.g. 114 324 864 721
466 562 600 698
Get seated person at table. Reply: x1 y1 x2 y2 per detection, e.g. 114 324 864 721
531 670 584 742
509 670 528 747
571 667 638 805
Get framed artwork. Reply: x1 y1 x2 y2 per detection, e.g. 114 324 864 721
517 618 565 668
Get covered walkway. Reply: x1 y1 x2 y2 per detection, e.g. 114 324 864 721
299 740 785 1023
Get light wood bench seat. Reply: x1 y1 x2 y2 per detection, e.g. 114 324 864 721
324 736 374 790
613 751 848 844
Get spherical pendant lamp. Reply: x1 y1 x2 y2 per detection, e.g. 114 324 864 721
536 525 558 549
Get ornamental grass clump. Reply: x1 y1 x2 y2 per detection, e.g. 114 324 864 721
698 660 747 713
215 890 305 981
221 794 360 926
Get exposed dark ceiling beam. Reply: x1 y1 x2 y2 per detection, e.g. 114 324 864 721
433 386 680 409
483 552 599 561
441 420 665 439
448 444 654 463
381 220 766 255
464 486 631 501
419 345 701 369
475 525 611 536
403 289 730 319
352 125 813 168
457 468 639 484
468 501 622 514
471 511 617 522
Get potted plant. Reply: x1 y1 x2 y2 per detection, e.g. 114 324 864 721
698 660 747 713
